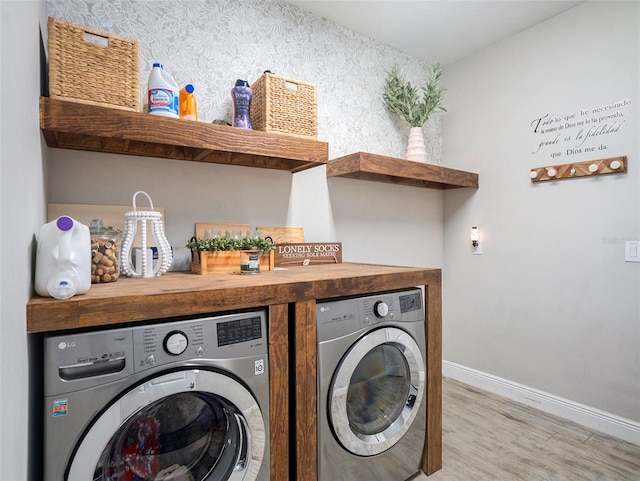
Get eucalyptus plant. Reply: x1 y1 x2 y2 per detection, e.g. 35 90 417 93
187 235 275 254
383 63 447 127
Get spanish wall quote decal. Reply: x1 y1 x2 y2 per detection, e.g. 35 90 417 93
530 98 632 160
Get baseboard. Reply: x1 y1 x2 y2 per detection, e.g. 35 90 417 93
442 360 640 446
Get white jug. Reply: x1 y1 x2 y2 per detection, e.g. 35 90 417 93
35 216 91 299
148 62 179 118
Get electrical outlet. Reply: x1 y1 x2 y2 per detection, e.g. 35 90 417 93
472 241 483 255
625 241 640 262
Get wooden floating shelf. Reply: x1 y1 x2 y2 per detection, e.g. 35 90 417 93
326 152 479 189
39 97 328 172
530 155 627 182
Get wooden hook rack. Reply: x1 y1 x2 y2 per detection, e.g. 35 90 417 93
530 156 627 183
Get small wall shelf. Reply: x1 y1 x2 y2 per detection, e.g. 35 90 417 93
39 97 328 172
326 152 479 189
530 156 627 183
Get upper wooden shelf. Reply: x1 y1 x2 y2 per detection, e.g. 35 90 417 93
326 151 479 189
39 97 328 172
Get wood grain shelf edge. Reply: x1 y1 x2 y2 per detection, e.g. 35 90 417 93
327 151 479 189
40 97 328 172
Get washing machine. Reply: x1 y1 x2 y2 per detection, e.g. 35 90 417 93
316 288 426 481
43 310 269 481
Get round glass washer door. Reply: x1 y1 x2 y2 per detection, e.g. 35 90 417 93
329 327 425 456
67 369 265 481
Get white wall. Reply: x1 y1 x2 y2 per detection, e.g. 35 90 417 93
443 1 640 421
46 0 444 269
0 1 48 480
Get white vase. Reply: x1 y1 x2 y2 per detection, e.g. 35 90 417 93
406 126 428 163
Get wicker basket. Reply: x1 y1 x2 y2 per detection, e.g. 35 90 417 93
251 72 317 138
48 17 140 112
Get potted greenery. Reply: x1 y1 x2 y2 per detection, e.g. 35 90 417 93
187 235 276 274
383 63 446 162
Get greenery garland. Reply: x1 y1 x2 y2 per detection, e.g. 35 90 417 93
383 64 447 128
187 235 275 254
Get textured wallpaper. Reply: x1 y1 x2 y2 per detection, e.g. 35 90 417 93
47 0 443 163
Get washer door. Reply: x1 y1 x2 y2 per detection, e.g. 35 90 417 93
67 369 265 481
329 327 425 456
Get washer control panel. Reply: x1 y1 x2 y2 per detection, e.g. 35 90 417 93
43 310 267 394
132 310 267 372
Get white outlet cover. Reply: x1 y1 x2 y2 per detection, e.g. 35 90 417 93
625 241 640 263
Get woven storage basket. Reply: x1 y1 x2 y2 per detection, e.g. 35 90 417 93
48 17 140 112
251 72 317 138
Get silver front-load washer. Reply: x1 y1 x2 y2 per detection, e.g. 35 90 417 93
43 310 269 481
317 288 426 481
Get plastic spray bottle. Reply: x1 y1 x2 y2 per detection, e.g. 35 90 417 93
147 63 179 118
180 84 198 120
231 79 253 129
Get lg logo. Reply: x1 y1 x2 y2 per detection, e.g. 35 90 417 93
57 341 77 350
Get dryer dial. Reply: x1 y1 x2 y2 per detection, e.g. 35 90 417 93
373 301 389 318
164 331 188 355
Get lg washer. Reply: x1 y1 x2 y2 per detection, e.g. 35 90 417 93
316 288 426 481
43 310 269 481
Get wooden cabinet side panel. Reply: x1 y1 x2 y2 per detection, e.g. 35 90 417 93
423 281 443 474
294 300 318 481
269 303 290 481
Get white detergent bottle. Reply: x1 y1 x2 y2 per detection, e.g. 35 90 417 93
35 216 91 299
147 62 179 118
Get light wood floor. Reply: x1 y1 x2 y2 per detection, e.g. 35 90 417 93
412 377 640 481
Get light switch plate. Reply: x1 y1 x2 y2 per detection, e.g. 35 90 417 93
625 241 640 262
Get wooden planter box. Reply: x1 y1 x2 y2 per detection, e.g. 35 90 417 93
191 250 275 275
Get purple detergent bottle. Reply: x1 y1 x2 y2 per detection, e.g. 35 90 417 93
232 79 253 129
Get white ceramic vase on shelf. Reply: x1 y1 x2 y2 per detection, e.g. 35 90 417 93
406 126 428 163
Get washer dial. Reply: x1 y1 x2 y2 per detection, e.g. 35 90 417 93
164 331 188 355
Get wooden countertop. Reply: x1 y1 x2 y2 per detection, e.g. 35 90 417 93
27 263 441 333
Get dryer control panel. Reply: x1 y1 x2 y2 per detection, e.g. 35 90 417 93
316 288 424 342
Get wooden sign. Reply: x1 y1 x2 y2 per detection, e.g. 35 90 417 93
273 243 342 267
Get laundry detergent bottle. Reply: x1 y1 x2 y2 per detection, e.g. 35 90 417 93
232 79 253 129
179 83 198 120
147 63 179 118
35 216 91 299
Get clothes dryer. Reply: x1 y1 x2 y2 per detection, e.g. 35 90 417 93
43 310 269 481
317 288 426 481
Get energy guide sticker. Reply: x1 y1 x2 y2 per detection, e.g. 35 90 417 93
53 399 68 417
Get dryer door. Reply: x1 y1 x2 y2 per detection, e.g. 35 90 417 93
329 326 425 456
67 369 265 481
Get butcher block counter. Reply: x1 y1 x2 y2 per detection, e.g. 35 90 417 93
27 262 442 480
